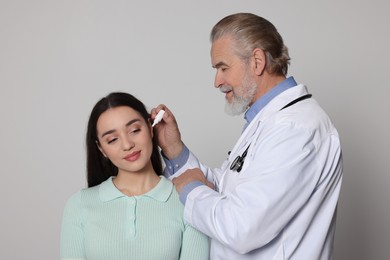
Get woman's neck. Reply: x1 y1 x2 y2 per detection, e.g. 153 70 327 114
113 170 160 197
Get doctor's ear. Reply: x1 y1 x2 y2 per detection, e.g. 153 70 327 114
252 48 266 76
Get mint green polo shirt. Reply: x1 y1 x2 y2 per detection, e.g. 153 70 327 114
60 176 209 260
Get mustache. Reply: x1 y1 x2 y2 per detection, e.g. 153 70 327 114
219 85 233 93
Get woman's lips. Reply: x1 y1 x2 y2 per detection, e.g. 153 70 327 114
124 151 141 162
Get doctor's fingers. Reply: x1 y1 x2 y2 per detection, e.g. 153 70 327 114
172 169 214 192
184 168 210 184
151 104 177 123
205 179 215 190
172 176 188 192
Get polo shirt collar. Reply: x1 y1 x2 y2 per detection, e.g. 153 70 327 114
99 176 173 203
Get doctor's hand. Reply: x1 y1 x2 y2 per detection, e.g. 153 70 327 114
151 105 183 159
172 168 214 193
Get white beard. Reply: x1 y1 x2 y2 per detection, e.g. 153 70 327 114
221 72 257 116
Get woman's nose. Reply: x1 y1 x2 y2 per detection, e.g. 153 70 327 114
122 138 134 151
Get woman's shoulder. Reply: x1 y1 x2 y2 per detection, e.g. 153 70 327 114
157 176 184 209
65 179 107 207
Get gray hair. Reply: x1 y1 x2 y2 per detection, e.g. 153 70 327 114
210 13 290 76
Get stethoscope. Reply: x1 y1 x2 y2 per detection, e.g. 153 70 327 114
230 144 250 172
229 93 312 173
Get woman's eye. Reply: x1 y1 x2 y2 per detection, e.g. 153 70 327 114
129 128 141 134
107 138 117 144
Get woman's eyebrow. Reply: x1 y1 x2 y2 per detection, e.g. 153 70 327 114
125 118 141 127
101 118 141 138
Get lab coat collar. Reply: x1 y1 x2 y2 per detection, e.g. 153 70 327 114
263 84 311 117
244 76 298 125
234 84 310 151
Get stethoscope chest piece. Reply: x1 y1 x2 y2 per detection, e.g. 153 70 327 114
230 145 250 173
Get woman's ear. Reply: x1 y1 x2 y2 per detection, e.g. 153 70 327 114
150 124 154 138
253 48 266 76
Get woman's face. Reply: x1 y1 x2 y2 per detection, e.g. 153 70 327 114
96 106 154 175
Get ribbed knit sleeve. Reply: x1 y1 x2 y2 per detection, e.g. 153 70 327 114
60 191 86 260
180 224 210 260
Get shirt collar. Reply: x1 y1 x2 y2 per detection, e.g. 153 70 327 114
99 176 173 203
244 76 297 126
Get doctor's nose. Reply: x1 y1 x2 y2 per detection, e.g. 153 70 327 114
214 72 224 88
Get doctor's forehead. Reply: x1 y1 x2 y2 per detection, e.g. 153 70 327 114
211 37 239 68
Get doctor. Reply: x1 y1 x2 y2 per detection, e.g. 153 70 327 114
152 13 343 260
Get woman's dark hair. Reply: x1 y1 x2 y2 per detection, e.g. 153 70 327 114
86 92 163 187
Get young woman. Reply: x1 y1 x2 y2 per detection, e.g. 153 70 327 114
60 92 209 260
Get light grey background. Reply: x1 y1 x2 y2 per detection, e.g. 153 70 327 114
0 0 389 259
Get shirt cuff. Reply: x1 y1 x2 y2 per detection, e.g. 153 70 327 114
179 181 204 204
162 144 190 176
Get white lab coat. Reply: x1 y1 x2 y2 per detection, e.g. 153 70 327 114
170 84 343 260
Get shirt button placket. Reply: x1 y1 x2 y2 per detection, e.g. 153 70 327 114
127 197 137 238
